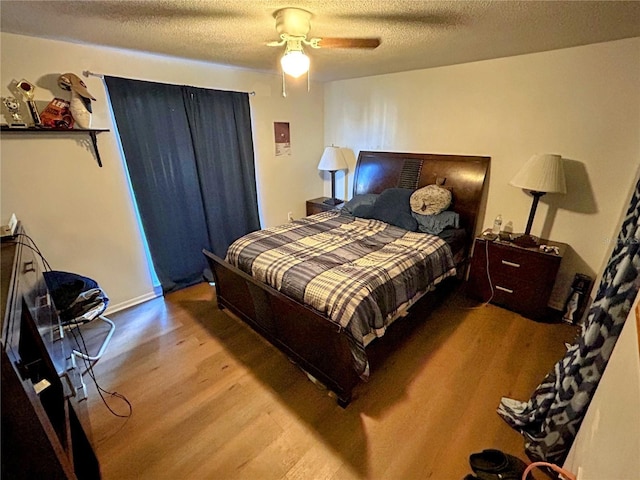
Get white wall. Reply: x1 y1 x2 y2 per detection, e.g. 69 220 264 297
324 37 640 308
1 33 324 311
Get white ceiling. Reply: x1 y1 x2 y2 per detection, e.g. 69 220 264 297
2 1 639 82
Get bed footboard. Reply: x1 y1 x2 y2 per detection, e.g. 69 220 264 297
203 249 360 407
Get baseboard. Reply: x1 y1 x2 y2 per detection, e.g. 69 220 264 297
104 288 162 315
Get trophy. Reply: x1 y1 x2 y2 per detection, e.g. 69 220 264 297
16 79 41 127
2 97 27 128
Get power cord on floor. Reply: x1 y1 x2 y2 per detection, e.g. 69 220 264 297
67 322 132 418
458 238 495 310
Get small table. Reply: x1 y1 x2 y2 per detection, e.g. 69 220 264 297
466 234 568 320
306 197 343 216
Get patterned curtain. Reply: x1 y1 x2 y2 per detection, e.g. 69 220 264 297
497 177 640 464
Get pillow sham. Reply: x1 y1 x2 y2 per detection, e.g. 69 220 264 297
370 188 418 231
342 193 379 215
412 210 460 235
410 184 452 216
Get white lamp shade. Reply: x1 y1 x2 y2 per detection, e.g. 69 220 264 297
281 50 310 78
318 146 348 171
510 153 567 194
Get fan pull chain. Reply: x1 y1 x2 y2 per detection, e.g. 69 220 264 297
280 69 312 97
282 70 287 97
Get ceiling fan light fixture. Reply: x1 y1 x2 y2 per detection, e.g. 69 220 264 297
280 49 310 78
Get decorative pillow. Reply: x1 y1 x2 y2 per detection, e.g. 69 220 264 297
370 188 418 231
412 210 460 235
410 185 452 215
342 194 379 215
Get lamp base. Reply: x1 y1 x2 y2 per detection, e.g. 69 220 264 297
323 197 344 206
512 234 539 248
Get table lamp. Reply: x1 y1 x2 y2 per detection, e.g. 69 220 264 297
318 146 348 205
509 153 566 247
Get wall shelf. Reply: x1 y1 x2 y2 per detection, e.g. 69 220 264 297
1 125 110 167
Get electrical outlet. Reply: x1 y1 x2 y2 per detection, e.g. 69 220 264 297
287 212 294 222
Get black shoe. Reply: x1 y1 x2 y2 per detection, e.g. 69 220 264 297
469 449 527 480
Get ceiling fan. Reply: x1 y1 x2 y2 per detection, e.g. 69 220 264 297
267 8 380 95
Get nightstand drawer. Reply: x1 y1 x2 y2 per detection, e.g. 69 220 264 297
489 275 552 319
486 242 560 282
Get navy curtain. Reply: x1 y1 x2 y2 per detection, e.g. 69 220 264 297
105 77 260 292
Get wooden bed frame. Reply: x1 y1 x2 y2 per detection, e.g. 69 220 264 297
203 151 490 406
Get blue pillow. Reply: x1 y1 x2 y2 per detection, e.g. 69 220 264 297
371 188 418 231
342 194 379 215
412 210 460 235
352 204 375 219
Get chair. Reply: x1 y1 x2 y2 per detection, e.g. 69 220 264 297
44 271 115 398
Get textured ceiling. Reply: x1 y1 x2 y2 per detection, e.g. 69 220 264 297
2 1 639 82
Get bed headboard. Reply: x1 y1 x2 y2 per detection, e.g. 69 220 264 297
352 151 491 241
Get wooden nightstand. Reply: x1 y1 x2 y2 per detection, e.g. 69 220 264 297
306 197 343 216
466 235 567 320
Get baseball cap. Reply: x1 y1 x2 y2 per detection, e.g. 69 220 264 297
57 73 96 100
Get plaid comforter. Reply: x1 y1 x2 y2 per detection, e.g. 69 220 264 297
226 210 456 378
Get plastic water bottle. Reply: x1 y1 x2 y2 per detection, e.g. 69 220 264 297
492 214 502 234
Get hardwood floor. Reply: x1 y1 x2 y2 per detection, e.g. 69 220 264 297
81 282 578 480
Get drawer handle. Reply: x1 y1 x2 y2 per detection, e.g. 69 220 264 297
496 285 514 294
501 260 520 268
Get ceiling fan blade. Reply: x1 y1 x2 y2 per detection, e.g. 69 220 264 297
316 38 381 49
